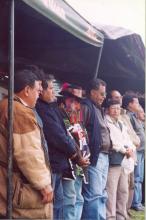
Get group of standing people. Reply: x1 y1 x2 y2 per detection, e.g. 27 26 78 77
0 66 145 220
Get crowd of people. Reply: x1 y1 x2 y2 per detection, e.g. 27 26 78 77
0 66 145 220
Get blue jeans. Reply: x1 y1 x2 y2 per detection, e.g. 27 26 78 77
82 153 109 220
132 151 144 208
62 179 76 220
74 176 84 220
52 173 63 220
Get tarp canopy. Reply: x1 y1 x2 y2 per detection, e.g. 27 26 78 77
66 0 145 43
22 0 103 47
0 0 145 93
94 24 134 40
65 0 145 93
0 0 104 88
98 32 145 93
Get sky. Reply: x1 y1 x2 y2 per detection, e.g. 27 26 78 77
66 0 145 43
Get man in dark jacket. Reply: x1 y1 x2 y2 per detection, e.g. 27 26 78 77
36 75 89 220
81 78 111 220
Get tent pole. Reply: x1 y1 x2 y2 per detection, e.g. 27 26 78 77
6 0 14 219
94 43 104 79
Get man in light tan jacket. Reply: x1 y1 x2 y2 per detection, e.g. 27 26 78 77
108 90 140 215
0 69 53 219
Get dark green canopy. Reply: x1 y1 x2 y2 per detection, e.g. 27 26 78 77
0 0 144 93
22 0 103 47
0 0 104 88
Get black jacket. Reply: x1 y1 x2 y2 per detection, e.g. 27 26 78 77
81 98 102 165
36 99 76 173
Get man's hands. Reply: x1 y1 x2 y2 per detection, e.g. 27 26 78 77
77 155 90 167
70 153 90 168
125 148 135 159
40 184 53 203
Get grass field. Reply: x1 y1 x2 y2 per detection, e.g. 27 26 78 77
129 209 145 220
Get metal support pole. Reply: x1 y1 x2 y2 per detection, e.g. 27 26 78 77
94 42 104 79
6 0 14 219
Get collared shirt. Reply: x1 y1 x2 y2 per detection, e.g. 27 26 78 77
111 118 122 131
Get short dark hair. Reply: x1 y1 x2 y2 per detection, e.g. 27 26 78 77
106 99 121 108
107 90 121 99
14 69 38 93
42 74 55 90
24 65 45 81
86 78 106 95
122 94 138 109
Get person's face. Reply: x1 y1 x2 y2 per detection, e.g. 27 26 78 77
72 88 82 98
129 98 140 112
38 80 43 94
137 107 145 122
108 104 121 120
90 85 106 106
26 81 41 108
41 80 56 102
65 97 80 111
111 90 122 106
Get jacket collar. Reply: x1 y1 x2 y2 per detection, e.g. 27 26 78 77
38 98 57 107
14 95 30 108
106 114 122 125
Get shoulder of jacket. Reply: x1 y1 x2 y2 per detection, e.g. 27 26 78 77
13 102 38 134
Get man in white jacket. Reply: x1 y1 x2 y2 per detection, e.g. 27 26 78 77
105 99 136 220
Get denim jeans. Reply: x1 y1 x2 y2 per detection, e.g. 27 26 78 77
52 173 63 220
74 176 84 220
132 151 144 208
82 152 109 220
62 179 76 220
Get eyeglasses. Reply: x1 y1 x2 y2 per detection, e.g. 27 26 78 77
110 106 121 110
100 92 107 97
94 89 107 97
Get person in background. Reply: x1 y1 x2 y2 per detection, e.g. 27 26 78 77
108 90 123 106
0 69 53 219
81 78 111 220
136 105 145 206
122 94 145 211
36 75 89 220
137 105 145 129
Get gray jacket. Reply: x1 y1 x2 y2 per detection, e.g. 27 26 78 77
127 111 145 152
